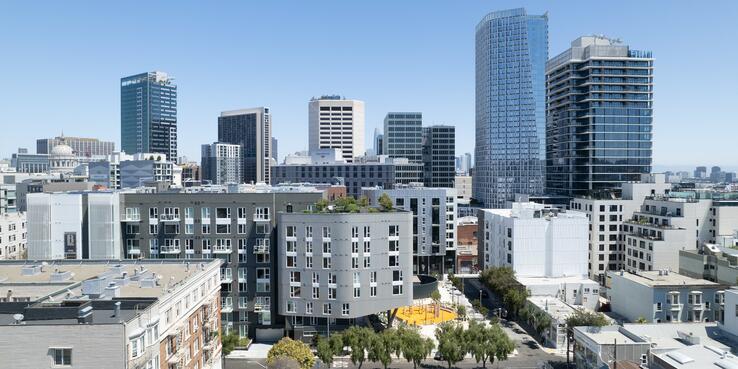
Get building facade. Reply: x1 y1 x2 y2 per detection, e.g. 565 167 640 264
383 112 422 163
273 162 411 198
474 8 547 208
0 211 26 259
217 108 272 184
276 211 413 339
570 174 671 282
422 125 455 188
364 185 457 275
121 71 178 159
89 152 175 189
119 188 323 340
37 135 115 158
546 36 654 197
0 259 222 369
608 270 727 324
308 96 365 162
201 143 242 185
478 202 589 277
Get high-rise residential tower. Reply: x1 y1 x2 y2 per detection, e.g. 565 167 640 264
422 125 455 188
383 112 423 163
474 9 548 208
201 142 242 185
120 71 177 159
546 36 653 197
218 108 272 184
308 96 365 162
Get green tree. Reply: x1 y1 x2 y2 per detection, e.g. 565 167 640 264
316 337 336 368
431 289 441 304
267 337 315 369
221 332 241 356
635 316 648 324
533 311 552 337
343 326 374 369
565 308 609 367
435 322 467 369
396 326 434 369
378 193 394 211
368 329 398 369
489 324 515 367
315 199 329 212
456 305 466 320
358 196 370 207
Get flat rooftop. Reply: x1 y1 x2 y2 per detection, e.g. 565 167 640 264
0 259 221 301
613 270 719 288
527 295 577 321
623 323 730 352
655 344 738 368
517 275 597 287
574 326 641 345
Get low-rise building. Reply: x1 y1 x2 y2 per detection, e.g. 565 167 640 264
0 259 222 369
89 152 175 189
276 210 413 340
608 270 728 323
574 322 735 369
456 216 478 274
364 185 456 275
518 275 601 311
0 212 26 260
680 245 738 285
651 344 738 369
478 202 589 277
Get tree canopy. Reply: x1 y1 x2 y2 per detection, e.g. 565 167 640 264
267 337 315 369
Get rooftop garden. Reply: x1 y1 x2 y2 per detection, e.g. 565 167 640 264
304 193 395 214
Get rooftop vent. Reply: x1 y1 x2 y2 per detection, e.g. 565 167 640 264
50 270 73 282
21 265 43 276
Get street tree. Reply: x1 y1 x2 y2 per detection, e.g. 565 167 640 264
267 337 315 369
435 322 467 369
397 326 434 369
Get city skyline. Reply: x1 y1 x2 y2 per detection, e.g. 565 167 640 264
1 1 737 168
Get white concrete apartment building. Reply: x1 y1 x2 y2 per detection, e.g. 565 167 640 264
0 259 223 369
570 174 671 282
454 175 472 202
624 196 713 273
722 289 738 339
308 96 365 162
27 192 121 260
478 202 589 278
201 142 242 185
0 211 26 259
608 270 728 324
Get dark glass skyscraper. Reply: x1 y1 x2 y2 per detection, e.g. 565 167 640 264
545 36 653 197
474 8 548 208
218 107 272 184
120 71 177 159
422 125 455 188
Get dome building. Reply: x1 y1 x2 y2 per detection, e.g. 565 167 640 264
48 139 78 174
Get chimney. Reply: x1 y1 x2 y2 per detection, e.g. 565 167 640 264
6 289 12 301
114 301 121 319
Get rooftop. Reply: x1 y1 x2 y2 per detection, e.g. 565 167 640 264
655 344 738 369
622 323 731 352
574 325 642 345
612 270 720 288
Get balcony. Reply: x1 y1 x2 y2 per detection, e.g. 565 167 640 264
254 303 270 312
127 247 141 255
213 244 232 254
160 245 181 254
221 303 234 313
253 215 270 222
221 273 233 284
160 214 180 222
254 244 270 254
122 214 141 222
669 303 682 311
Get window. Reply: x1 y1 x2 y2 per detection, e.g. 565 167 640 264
306 241 313 254
286 226 296 237
255 207 270 220
201 224 211 234
364 226 371 238
305 226 313 238
352 257 359 269
238 207 247 219
388 225 397 237
312 286 320 299
342 303 350 316
286 301 296 313
323 303 332 315
363 240 370 253
306 256 313 268
216 207 231 219
52 348 72 366
363 256 371 268
352 226 359 238
322 226 330 238
328 287 336 299
323 241 331 254
306 302 313 314
201 207 211 219
322 256 331 269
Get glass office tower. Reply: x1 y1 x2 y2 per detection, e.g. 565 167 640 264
545 36 653 197
383 112 423 163
474 8 548 208
120 72 177 159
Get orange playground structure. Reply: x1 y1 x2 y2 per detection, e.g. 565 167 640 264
395 304 457 325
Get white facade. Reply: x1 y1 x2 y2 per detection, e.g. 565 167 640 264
86 192 121 259
308 96 365 162
454 175 472 201
27 193 83 259
721 288 738 338
27 192 121 260
571 173 671 281
201 142 242 185
479 202 588 277
0 212 26 259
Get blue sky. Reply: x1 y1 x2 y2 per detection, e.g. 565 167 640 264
1 1 737 170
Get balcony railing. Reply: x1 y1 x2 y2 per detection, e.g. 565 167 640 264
213 245 232 254
127 247 141 255
253 214 270 222
160 245 181 254
160 214 180 222
254 244 270 254
122 214 141 222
